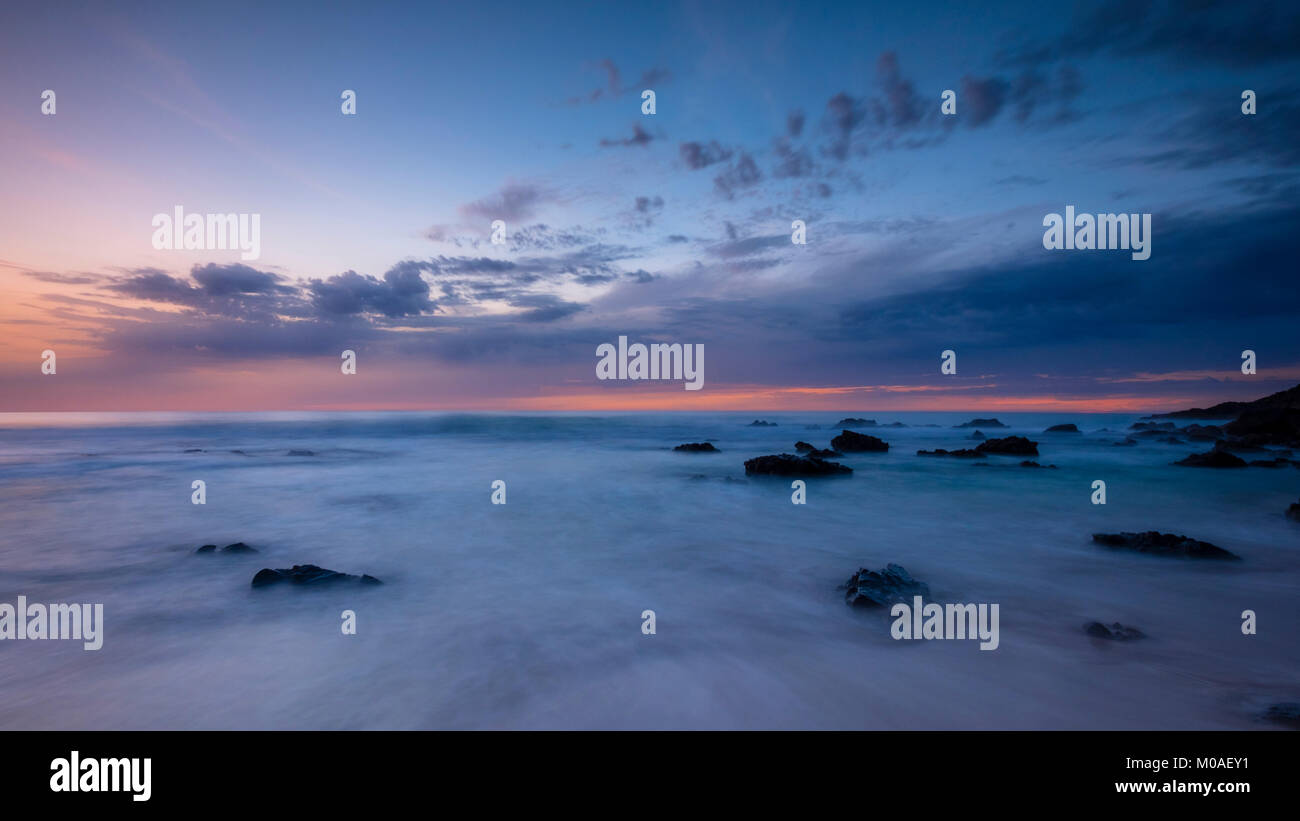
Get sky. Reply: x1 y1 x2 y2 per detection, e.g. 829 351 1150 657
1 0 1298 412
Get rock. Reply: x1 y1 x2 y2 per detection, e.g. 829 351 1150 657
673 442 719 452
1287 500 1300 521
230 449 248 455
1223 407 1300 447
1262 703 1300 728
830 429 889 452
969 430 986 440
183 448 205 453
1113 437 1138 446
955 418 1006 428
1174 448 1247 468
842 563 929 608
1092 531 1240 560
975 436 1038 456
197 542 257 554
743 454 852 476
1154 382 1300 420
835 418 876 427
748 420 777 427
1019 461 1057 468
794 441 815 453
1179 424 1224 441
1162 437 1185 444
1045 423 1079 433
807 448 842 458
1084 621 1145 641
881 422 907 428
286 449 317 456
1249 458 1295 468
1130 421 1176 431
251 564 382 589
917 448 985 458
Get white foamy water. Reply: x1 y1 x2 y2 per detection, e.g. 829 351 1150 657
0 411 1296 729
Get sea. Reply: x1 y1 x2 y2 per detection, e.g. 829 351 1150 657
0 411 1296 729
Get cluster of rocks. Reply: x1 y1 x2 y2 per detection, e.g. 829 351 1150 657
251 564 383 589
196 542 258 554
1092 531 1240 560
1084 621 1145 641
673 442 719 453
842 564 928 608
955 418 1006 429
743 453 851 476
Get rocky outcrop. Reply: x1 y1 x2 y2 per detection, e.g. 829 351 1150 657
1174 448 1247 468
916 448 985 458
1223 407 1300 448
674 442 719 452
251 564 383 588
196 542 258 554
1084 622 1145 641
1045 423 1079 433
830 430 889 452
743 454 852 476
975 436 1038 456
1153 383 1300 420
748 420 778 427
1262 703 1300 728
287 449 317 456
955 418 1006 428
1092 531 1240 560
807 448 842 458
969 430 986 440
1113 437 1138 446
842 564 929 608
794 441 815 453
835 418 875 427
1287 499 1300 522
1131 421 1175 431
1179 424 1224 441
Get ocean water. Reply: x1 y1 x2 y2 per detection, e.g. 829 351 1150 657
0 411 1296 730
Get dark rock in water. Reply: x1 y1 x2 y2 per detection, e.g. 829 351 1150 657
1045 423 1079 433
1174 448 1247 468
830 429 889 452
842 563 929 608
1134 429 1175 439
251 564 382 589
287 449 317 456
1019 461 1057 468
807 448 842 458
1162 437 1185 444
1084 621 1145 641
748 420 778 427
1287 500 1300 521
1213 439 1268 453
1249 458 1296 468
1113 437 1138 446
743 453 852 476
197 542 258 554
1179 423 1224 441
917 448 985 458
1130 421 1176 431
969 430 986 440
183 448 205 453
230 449 249 455
1224 407 1300 447
794 441 815 453
835 418 876 427
882 422 907 428
1262 703 1300 728
976 436 1038 456
955 418 1006 428
1092 531 1240 560
674 442 719 452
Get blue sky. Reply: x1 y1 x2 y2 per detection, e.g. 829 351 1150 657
1 0 1297 410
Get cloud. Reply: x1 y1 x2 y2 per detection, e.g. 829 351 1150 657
713 152 762 198
459 184 547 223
679 140 733 169
600 123 654 148
307 267 434 318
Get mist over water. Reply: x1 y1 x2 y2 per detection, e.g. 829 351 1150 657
0 411 1296 729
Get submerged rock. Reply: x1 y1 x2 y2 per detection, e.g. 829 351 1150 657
1287 500 1300 521
807 448 842 458
955 418 1006 428
1019 461 1057 468
1045 423 1080 433
286 449 317 456
969 430 986 440
743 453 852 476
1092 531 1240 560
842 563 929 608
1174 448 1247 468
748 420 778 427
1084 621 1146 641
835 418 876 427
251 564 383 588
1262 703 1300 728
917 448 985 458
674 442 719 452
975 436 1039 456
830 429 889 452
197 542 258 555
